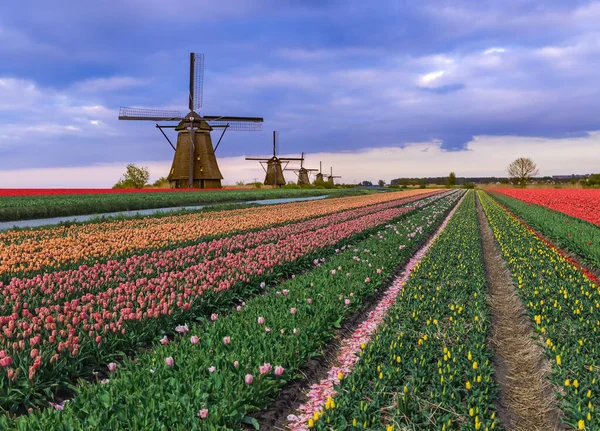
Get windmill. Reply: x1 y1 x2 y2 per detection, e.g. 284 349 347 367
285 152 318 185
245 131 303 188
118 53 263 189
315 161 325 183
327 166 341 185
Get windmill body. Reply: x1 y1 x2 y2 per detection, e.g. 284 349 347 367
327 166 342 185
285 152 318 185
246 131 303 188
315 161 324 183
118 53 263 189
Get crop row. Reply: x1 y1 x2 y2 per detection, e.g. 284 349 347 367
1 190 464 429
0 192 437 313
0 189 436 278
312 191 501 430
479 191 599 430
495 189 600 226
0 188 357 223
0 191 458 411
490 192 600 271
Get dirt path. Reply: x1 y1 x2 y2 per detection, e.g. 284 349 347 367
476 192 565 431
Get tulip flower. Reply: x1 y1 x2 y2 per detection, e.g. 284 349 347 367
198 408 208 419
274 365 284 376
190 335 199 344
290 308 297 315
223 336 231 345
210 314 218 322
233 361 239 368
245 374 254 384
258 317 265 325
165 357 174 367
175 324 189 334
107 362 117 373
208 366 216 373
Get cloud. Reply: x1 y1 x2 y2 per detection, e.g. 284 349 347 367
71 77 150 93
1 132 598 187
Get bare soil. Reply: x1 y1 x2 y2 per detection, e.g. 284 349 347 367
476 193 565 431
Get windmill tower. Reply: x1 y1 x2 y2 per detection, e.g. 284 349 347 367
315 161 325 183
118 53 263 189
327 167 341 185
245 131 303 187
285 152 319 185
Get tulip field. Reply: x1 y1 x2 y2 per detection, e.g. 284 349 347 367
1 187 599 430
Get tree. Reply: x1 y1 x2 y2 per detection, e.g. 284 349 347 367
113 163 150 189
507 158 539 187
447 172 456 186
378 180 385 187
361 181 373 187
152 176 169 188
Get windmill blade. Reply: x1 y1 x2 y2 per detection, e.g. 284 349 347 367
245 157 270 161
205 116 263 131
274 130 278 156
278 157 304 161
189 53 205 111
119 107 183 121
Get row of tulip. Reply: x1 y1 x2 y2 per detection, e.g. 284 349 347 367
0 192 435 312
490 191 600 271
309 191 501 430
287 190 466 431
479 191 600 430
0 189 436 278
1 190 464 428
0 191 458 411
495 188 600 227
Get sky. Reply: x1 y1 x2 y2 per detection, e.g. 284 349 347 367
0 0 599 186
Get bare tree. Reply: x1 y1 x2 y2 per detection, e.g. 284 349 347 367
507 158 539 186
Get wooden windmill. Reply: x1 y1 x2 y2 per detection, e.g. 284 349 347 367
285 152 318 185
118 53 263 189
245 131 303 187
327 166 341 185
315 161 324 183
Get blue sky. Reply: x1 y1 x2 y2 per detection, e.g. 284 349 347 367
1 0 599 184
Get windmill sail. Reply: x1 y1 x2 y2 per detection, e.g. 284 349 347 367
119 107 183 121
189 53 205 111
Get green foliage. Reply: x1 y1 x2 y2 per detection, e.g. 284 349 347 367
447 171 457 186
314 179 335 189
479 191 599 430
316 192 500 430
152 177 169 188
463 182 475 189
113 164 150 189
378 180 386 187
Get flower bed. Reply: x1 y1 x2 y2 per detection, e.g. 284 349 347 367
489 191 600 271
0 192 456 411
1 192 463 429
480 191 600 430
494 189 600 226
307 191 500 430
0 189 437 278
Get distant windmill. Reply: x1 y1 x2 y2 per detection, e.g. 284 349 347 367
327 166 341 185
315 161 325 183
245 131 303 188
285 152 318 185
118 53 263 189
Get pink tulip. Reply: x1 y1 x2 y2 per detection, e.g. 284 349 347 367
198 408 208 419
307 298 312 304
275 365 284 376
258 317 265 325
0 356 13 367
265 327 271 333
365 277 371 283
234 361 239 368
290 308 297 315
165 357 175 367
107 362 117 373
223 336 231 345
293 328 298 334
260 282 266 289
283 289 289 296
245 374 254 384
175 324 189 334
280 329 285 334
210 313 218 322
208 366 216 373
190 335 199 344
331 269 336 275
160 335 169 345
236 306 242 312
345 299 351 306
259 363 272 375
346 273 351 277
